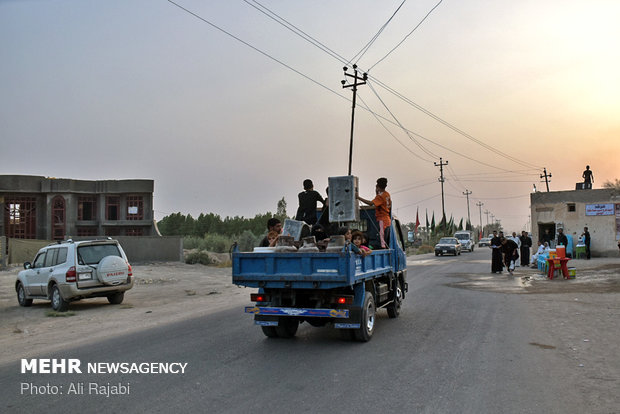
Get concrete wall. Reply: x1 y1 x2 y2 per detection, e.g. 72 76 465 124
531 188 620 257
111 236 183 263
6 236 183 265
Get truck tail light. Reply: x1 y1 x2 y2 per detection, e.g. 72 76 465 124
66 266 77 282
333 295 353 305
127 263 133 277
251 293 270 302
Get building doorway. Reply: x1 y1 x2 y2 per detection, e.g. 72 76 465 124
51 196 66 240
537 222 556 247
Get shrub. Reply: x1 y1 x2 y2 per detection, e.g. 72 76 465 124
237 230 258 252
185 251 213 265
183 236 207 251
416 244 435 254
203 233 233 253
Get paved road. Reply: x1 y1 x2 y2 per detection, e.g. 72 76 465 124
0 251 597 413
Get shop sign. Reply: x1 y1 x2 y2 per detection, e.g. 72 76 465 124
585 203 614 216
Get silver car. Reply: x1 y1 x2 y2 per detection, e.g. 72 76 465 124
15 239 133 311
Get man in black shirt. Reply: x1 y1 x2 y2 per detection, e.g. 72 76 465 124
581 227 591 259
519 231 532 266
557 228 568 247
295 179 325 225
490 230 503 273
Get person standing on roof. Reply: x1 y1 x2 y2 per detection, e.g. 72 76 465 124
582 165 594 185
295 179 325 226
357 177 391 249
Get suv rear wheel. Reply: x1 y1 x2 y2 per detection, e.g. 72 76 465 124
51 285 69 312
107 292 125 305
17 283 33 307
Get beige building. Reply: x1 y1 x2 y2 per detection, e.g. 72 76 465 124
1 175 158 240
530 188 620 257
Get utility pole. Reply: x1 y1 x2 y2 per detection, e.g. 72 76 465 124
341 65 367 175
540 167 552 192
434 157 448 222
484 210 490 227
476 201 484 237
463 190 472 228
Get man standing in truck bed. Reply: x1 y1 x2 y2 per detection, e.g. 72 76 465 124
357 177 391 249
295 179 325 226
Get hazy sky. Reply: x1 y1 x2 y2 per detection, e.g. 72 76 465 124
2 0 619 232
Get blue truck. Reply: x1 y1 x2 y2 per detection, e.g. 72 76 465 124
231 207 408 341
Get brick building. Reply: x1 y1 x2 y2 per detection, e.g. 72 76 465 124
0 175 159 240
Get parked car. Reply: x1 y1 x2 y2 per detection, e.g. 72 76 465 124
434 237 462 256
479 237 491 247
15 239 133 311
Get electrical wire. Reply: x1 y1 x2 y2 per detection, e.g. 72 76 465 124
170 0 543 178
167 0 349 103
349 0 408 65
368 0 444 71
239 0 543 173
358 94 436 163
366 82 439 159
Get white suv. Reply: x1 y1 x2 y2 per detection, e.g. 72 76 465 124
15 239 133 311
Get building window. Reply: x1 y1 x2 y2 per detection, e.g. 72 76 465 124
77 227 98 237
127 195 144 220
567 203 576 212
4 197 36 239
51 196 66 241
126 227 144 236
78 196 97 221
106 196 120 220
105 227 121 236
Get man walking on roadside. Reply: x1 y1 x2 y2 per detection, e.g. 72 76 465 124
520 231 532 266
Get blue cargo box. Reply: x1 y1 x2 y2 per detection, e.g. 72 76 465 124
232 249 394 289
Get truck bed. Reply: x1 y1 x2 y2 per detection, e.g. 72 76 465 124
232 248 394 289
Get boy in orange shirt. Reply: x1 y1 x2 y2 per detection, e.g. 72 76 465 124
357 177 391 248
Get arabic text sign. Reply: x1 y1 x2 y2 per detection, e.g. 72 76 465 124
585 204 614 216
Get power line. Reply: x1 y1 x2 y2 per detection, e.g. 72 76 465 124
350 0 408 65
170 1 543 175
367 81 438 159
368 0 444 71
167 1 349 102
238 0 544 172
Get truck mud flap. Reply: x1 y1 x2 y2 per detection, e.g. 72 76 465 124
333 307 362 329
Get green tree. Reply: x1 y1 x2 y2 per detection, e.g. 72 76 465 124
276 197 288 222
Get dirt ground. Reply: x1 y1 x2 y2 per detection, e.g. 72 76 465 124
0 261 251 365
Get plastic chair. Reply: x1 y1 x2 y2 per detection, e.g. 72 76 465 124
537 253 549 272
575 245 586 259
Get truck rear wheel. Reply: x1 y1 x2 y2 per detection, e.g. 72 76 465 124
261 326 279 338
387 281 402 319
354 292 375 342
276 318 299 338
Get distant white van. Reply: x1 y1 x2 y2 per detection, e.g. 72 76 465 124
453 231 474 252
